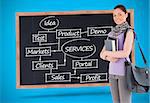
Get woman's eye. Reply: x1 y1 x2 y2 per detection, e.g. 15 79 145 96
113 15 116 17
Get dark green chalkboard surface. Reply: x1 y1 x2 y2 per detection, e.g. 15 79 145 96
16 10 134 88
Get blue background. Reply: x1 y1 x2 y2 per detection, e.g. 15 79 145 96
0 0 149 103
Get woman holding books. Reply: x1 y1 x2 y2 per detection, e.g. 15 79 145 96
100 5 134 103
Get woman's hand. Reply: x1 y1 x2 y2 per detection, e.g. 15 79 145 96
100 51 106 60
102 51 119 62
102 51 110 57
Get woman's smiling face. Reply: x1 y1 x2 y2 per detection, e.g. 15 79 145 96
113 8 128 25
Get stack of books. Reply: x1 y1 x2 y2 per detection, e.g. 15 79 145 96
104 37 118 51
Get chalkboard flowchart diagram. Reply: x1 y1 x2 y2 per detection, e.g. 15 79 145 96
25 16 112 83
16 10 134 88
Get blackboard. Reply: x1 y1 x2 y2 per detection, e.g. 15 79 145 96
16 10 134 88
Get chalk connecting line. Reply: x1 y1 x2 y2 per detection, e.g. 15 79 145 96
25 16 112 83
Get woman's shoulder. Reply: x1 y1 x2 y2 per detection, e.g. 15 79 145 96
125 27 134 37
127 27 134 32
126 27 135 39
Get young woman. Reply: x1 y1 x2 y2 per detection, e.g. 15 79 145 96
100 5 134 103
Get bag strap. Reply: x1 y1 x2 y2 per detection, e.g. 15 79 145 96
124 28 148 67
135 34 148 66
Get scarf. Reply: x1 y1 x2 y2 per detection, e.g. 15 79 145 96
112 21 130 36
